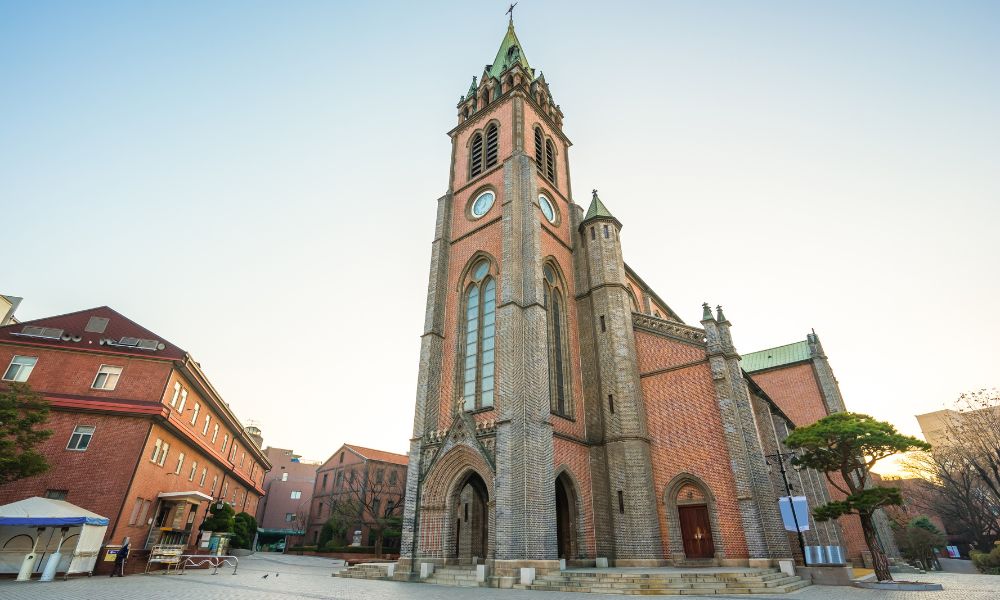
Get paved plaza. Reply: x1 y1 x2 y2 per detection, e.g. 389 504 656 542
0 553 997 600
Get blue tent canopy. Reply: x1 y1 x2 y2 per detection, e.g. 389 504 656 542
0 497 109 527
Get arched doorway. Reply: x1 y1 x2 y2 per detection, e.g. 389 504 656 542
452 471 489 564
664 473 723 562
555 471 579 559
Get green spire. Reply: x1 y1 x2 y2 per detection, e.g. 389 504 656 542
468 76 478 97
487 19 531 80
583 189 616 222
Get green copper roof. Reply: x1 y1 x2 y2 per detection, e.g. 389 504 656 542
487 21 531 80
583 191 616 223
741 340 811 373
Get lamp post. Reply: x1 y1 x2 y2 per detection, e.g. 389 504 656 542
765 451 807 564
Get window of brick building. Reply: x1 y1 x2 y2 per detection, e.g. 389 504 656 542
339 452 344 464
200 467 207 486
221 434 229 452
375 468 384 483
45 489 68 500
189 461 198 481
285 513 296 523
322 473 328 489
66 425 95 451
170 382 181 407
240 451 245 468
137 499 151 525
211 476 218 495
281 472 288 482
92 365 123 390
151 439 169 466
389 470 398 485
290 490 302 500
212 423 219 443
128 498 143 525
373 498 381 517
191 403 200 425
461 259 496 411
3 355 37 382
175 452 185 475
178 389 187 413
222 482 229 498
335 471 343 489
203 415 211 435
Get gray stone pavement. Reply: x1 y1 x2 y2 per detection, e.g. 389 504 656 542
0 553 996 599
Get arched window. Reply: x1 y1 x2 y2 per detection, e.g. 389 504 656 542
544 264 571 416
470 133 484 178
545 139 556 183
534 127 544 175
485 123 499 169
462 260 496 411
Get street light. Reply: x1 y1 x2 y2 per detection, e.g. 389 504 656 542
765 450 807 564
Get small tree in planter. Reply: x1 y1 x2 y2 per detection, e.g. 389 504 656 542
232 512 258 550
894 516 946 571
785 412 930 582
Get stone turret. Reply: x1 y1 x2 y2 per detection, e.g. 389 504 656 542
576 190 663 562
702 303 792 564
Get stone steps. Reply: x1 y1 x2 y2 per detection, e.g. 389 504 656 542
519 568 810 595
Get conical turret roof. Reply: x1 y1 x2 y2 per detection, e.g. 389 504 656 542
486 20 532 80
583 190 616 222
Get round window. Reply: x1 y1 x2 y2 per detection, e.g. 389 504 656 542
471 191 495 218
539 194 556 223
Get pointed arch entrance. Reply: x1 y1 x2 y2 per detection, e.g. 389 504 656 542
453 471 489 563
555 470 580 559
417 443 495 564
664 473 724 562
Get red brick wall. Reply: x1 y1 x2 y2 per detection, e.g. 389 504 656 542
554 437 596 557
0 410 149 542
0 344 172 403
750 363 868 562
634 330 750 559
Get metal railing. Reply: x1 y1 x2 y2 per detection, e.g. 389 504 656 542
177 554 239 575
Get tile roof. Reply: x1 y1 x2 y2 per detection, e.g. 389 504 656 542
344 444 409 466
740 340 811 373
0 306 186 360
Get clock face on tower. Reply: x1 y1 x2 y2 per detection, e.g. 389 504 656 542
539 194 556 223
472 191 496 218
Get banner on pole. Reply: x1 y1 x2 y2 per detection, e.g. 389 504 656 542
778 496 810 532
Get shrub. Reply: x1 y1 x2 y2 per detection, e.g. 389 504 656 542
971 543 1000 575
231 512 258 549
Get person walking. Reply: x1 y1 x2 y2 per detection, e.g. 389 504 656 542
110 537 130 577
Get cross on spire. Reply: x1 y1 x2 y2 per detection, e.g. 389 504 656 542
506 2 517 23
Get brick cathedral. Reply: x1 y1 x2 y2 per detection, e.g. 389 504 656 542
397 20 895 578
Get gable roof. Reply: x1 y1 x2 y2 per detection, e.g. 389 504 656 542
740 340 811 373
0 306 186 360
344 444 408 467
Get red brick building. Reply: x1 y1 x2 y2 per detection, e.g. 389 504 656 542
396 19 881 577
307 444 407 550
742 333 900 563
0 306 269 554
255 447 320 549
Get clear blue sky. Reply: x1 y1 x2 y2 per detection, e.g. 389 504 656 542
3 1 998 467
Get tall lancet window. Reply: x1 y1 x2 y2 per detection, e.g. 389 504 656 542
544 139 556 184
544 264 571 417
470 133 484 178
462 260 496 411
534 127 544 174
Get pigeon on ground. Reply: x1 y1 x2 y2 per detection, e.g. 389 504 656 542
261 573 269 579
275 573 279 577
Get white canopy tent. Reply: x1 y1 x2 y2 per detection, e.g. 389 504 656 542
0 497 109 578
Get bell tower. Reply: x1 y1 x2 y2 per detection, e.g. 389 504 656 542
400 18 577 577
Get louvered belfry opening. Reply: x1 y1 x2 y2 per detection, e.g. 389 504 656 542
534 127 544 174
545 139 555 183
485 124 499 168
470 133 484 177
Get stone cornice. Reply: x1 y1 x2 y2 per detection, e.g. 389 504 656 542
632 313 707 348
449 88 571 147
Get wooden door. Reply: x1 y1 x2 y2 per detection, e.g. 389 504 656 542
678 505 715 559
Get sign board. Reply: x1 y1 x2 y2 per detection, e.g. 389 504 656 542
351 530 362 546
777 496 810 532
